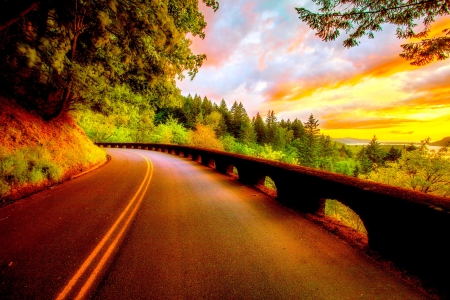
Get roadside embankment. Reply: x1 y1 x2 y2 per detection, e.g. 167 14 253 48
0 99 107 205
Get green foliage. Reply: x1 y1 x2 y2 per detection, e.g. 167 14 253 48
189 124 223 150
365 135 386 167
218 135 235 152
151 119 190 145
0 146 65 198
264 176 277 191
363 139 450 197
333 159 358 177
0 0 219 119
253 112 266 144
295 0 450 65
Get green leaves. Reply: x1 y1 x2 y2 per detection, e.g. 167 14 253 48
0 0 220 119
296 0 450 65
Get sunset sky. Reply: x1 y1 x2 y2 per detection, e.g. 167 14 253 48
177 0 450 142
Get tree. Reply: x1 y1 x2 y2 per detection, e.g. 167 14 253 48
0 0 220 119
253 112 266 144
265 110 278 144
201 96 213 116
229 101 251 141
296 0 450 65
385 146 402 162
189 124 223 150
357 147 374 174
291 118 305 139
365 139 450 197
365 135 386 167
294 114 320 167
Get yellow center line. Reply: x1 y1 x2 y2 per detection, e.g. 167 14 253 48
56 152 153 300
74 154 153 299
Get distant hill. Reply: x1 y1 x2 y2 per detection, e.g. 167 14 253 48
430 137 450 147
331 137 371 144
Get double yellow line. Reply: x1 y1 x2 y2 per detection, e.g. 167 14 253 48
56 152 154 300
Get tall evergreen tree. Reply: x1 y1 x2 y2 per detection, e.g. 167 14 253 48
366 135 386 167
201 96 213 116
265 110 278 144
291 118 305 139
253 112 266 144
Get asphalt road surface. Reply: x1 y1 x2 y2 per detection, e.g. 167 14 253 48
0 149 431 299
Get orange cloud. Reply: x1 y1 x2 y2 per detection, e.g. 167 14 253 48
264 17 450 105
321 116 416 130
390 130 414 135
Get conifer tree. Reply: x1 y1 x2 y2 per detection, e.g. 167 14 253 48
253 112 266 144
366 135 386 167
291 118 306 139
265 110 278 144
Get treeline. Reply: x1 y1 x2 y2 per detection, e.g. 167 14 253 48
77 92 450 198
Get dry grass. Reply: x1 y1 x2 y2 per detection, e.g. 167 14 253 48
0 99 106 203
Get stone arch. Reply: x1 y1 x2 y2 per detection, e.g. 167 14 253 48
256 175 278 197
321 199 368 246
194 154 202 163
225 165 239 179
207 159 216 169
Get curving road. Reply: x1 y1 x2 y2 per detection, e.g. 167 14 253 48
0 149 430 299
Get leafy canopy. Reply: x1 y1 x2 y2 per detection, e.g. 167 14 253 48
0 0 219 119
295 0 450 65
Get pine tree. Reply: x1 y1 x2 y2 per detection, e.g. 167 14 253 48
201 96 213 116
291 118 305 139
366 135 386 167
253 112 266 144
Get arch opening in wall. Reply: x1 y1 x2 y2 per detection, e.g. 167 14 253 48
226 165 239 179
208 159 216 169
256 176 278 197
322 199 368 247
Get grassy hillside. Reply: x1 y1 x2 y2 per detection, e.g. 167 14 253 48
0 99 107 204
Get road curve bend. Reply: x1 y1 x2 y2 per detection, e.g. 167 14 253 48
0 149 431 299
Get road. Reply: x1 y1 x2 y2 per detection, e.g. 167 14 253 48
0 149 430 299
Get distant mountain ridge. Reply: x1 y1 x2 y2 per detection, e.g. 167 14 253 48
332 136 450 146
430 136 450 147
331 137 371 144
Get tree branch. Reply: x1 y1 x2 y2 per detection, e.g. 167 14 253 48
0 2 40 32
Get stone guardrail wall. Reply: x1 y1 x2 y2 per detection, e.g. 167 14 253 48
97 142 450 295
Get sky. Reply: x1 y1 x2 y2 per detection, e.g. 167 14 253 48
176 0 450 142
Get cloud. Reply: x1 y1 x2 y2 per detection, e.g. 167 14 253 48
178 0 450 141
390 131 414 135
322 116 416 130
